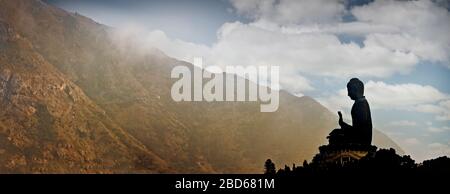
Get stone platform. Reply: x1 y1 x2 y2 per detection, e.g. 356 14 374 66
312 144 377 166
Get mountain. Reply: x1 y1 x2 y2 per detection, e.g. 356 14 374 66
0 0 403 173
0 15 169 173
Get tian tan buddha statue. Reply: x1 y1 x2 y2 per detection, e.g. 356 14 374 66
327 78 372 146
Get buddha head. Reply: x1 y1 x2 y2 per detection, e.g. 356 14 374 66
347 78 364 100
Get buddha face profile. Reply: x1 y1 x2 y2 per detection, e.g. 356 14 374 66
347 78 364 100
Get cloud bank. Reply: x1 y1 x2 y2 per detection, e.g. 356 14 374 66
116 0 449 95
113 0 450 122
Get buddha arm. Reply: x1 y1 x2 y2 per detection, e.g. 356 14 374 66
339 119 352 130
338 111 353 130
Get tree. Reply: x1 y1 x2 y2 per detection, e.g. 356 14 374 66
264 159 276 174
284 165 291 172
303 160 309 168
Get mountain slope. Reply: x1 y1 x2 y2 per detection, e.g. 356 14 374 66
0 18 169 173
0 0 403 173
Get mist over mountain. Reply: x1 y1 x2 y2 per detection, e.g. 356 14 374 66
0 0 402 173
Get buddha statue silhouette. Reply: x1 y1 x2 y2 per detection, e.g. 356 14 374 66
327 78 372 145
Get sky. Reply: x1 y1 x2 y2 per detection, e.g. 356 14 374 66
44 0 450 162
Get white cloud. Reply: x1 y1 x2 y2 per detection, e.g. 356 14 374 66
413 104 443 114
111 26 211 64
208 21 419 78
404 138 421 146
352 0 450 64
436 100 450 120
427 126 450 133
427 142 450 158
114 0 449 96
412 100 450 121
109 0 450 100
318 81 450 121
365 81 448 108
389 120 417 127
229 0 346 24
317 89 352 115
399 139 450 161
118 21 421 94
